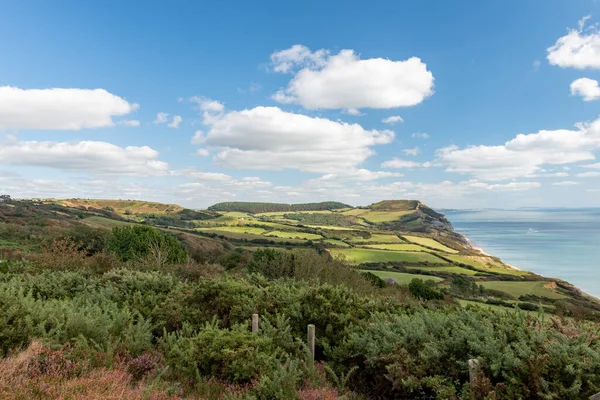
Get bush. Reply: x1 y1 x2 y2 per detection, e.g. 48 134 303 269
105 225 186 264
408 278 443 300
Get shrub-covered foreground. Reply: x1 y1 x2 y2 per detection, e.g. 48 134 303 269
1 226 600 399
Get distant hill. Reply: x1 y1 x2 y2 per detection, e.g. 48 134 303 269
208 201 351 214
50 199 186 215
367 200 456 234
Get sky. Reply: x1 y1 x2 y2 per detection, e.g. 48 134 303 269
1 0 600 209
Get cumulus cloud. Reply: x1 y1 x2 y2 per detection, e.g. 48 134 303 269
196 148 210 157
412 132 429 139
583 162 600 169
270 45 434 110
0 137 169 177
437 120 600 181
202 106 394 173
570 77 600 100
154 112 169 124
168 115 182 128
547 16 600 69
308 169 404 184
0 86 138 131
190 96 225 113
576 171 600 177
552 180 580 185
191 130 204 145
381 158 429 169
382 115 404 124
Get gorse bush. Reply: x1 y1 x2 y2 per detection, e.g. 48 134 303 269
1 227 600 399
105 225 186 264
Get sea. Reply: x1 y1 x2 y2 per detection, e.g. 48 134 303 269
443 208 600 298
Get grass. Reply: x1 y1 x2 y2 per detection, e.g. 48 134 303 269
220 211 252 218
82 216 134 229
349 233 403 243
362 270 444 284
305 225 356 230
446 255 530 276
480 281 568 300
329 248 447 264
197 226 266 235
196 229 305 243
401 235 459 253
341 209 368 216
360 210 415 223
362 243 429 251
265 231 322 240
405 265 480 276
324 239 351 247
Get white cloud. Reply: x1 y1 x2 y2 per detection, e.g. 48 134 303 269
0 138 169 177
202 106 394 173
196 148 210 157
532 60 541 71
154 112 169 124
122 120 140 127
552 180 580 186
412 132 429 139
308 169 404 184
168 115 182 128
343 108 363 116
191 130 204 145
381 158 427 169
547 16 600 69
402 147 420 156
0 86 138 131
271 46 434 110
437 120 600 181
570 77 600 100
576 171 600 177
382 115 404 124
583 162 600 169
270 44 329 73
190 96 225 113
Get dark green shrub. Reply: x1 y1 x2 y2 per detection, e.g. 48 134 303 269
247 249 295 279
105 225 186 263
408 278 443 300
361 271 386 288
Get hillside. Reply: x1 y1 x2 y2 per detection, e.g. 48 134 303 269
50 198 187 215
207 201 351 214
2 196 600 398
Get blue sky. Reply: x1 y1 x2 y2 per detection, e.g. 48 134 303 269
1 0 600 209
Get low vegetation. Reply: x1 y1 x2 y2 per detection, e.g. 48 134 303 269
2 196 600 399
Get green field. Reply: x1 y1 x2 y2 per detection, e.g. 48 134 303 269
446 255 529 276
360 210 414 223
82 216 134 229
362 270 444 284
197 226 266 235
349 233 403 243
306 225 356 230
405 265 480 276
402 235 459 253
480 281 567 300
362 243 429 251
324 239 351 247
265 230 322 240
220 211 252 218
329 248 447 264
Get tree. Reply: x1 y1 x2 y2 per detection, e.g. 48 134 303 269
408 278 443 300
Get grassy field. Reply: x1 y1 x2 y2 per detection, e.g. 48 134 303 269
362 270 444 284
480 281 567 300
349 233 403 243
405 265 480 276
265 231 322 240
55 199 184 215
82 216 134 229
446 255 530 276
329 248 447 264
360 210 414 223
402 235 459 253
306 225 356 230
220 211 252 218
197 226 266 235
324 239 351 247
362 243 429 251
255 210 333 217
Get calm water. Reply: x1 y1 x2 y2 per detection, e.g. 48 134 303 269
444 209 600 297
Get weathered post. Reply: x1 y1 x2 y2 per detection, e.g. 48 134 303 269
307 324 315 362
468 358 480 398
589 392 600 400
252 313 259 333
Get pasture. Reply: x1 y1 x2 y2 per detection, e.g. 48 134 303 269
329 248 448 264
349 233 403 243
362 270 444 284
402 235 459 253
362 243 429 251
480 281 567 300
265 230 322 240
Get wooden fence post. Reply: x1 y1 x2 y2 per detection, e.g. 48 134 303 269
589 392 600 400
252 313 259 333
307 324 315 362
468 358 480 399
